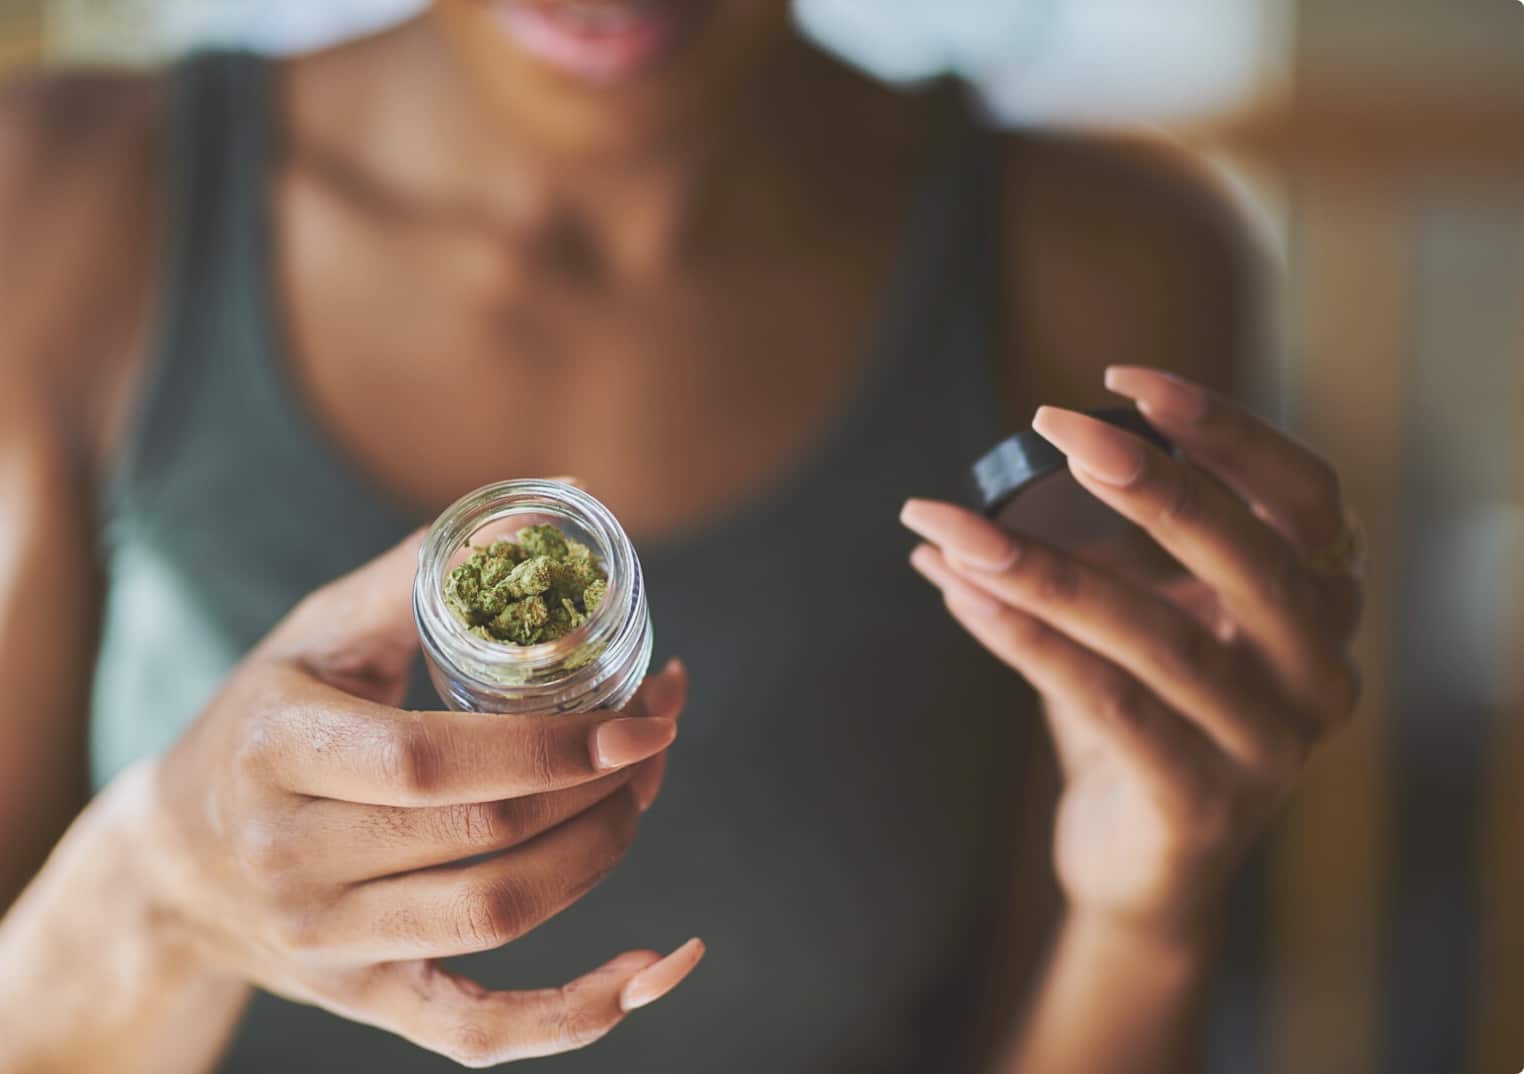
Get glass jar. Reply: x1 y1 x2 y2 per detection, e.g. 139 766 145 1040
413 479 653 714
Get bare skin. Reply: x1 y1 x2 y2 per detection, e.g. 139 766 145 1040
904 378 1362 1071
0 2 1349 1072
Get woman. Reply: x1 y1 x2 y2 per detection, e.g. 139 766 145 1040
0 1 1362 1070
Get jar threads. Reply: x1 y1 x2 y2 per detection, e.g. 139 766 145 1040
414 480 653 714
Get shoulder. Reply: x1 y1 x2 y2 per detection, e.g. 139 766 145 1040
0 66 166 461
996 127 1264 409
0 66 164 230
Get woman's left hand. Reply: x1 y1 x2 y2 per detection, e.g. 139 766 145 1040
901 366 1364 939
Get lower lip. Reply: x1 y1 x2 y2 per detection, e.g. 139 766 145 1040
490 1 695 83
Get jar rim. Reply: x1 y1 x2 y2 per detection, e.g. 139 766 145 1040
413 479 638 688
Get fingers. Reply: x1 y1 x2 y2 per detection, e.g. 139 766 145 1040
265 660 686 879
336 940 703 1067
291 768 641 882
1105 366 1364 639
901 501 1300 767
909 544 1218 799
619 937 707 1010
625 659 688 813
623 659 688 719
1030 407 1348 699
256 477 584 686
262 528 429 676
902 505 1298 767
312 788 641 961
1103 366 1344 555
244 661 685 806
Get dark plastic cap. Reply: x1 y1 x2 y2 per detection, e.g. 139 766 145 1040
967 408 1172 548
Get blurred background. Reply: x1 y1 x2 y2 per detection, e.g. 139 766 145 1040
0 1 1520 1072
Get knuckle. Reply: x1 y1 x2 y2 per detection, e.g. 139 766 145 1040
1094 675 1149 728
380 723 441 800
272 904 327 955
455 880 527 951
1157 469 1205 529
441 1019 501 1068
234 817 292 877
443 800 515 850
1031 554 1083 605
550 990 615 1050
1001 609 1050 651
233 714 281 781
521 726 562 786
1151 616 1217 682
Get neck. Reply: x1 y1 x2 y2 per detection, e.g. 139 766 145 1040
303 15 894 280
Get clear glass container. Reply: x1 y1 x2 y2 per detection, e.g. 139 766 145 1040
413 479 653 714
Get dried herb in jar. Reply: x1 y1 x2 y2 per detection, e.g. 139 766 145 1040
443 524 609 646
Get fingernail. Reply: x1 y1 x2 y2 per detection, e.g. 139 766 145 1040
900 499 1018 571
1032 407 1147 487
546 474 586 488
593 718 677 770
620 938 706 1012
1104 366 1208 425
607 951 663 973
635 663 685 717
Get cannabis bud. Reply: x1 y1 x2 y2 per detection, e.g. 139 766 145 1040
443 524 609 646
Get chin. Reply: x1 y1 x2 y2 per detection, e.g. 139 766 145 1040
446 0 787 84
433 0 795 153
477 0 720 84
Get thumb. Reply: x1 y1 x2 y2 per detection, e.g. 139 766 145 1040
260 528 429 694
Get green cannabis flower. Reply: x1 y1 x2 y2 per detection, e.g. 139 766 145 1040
444 524 609 646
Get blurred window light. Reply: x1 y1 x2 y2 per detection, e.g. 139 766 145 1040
48 0 1291 125
47 0 425 60
796 0 1292 125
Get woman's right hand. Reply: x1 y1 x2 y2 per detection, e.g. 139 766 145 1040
137 532 702 1067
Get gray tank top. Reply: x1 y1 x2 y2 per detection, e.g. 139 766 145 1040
91 52 1035 1073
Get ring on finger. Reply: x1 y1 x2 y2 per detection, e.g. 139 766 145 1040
1306 506 1366 579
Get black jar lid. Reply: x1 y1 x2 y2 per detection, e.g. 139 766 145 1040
967 408 1172 548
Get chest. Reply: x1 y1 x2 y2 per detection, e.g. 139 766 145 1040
265 165 906 539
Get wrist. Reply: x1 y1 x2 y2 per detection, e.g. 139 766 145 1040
0 763 248 1071
999 899 1221 1072
48 763 215 978
94 761 225 978
1061 901 1224 969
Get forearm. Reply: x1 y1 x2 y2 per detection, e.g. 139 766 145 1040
0 764 250 1074
995 907 1219 1074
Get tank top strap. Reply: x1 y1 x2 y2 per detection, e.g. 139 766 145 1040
110 50 272 514
837 84 1010 486
935 91 1007 431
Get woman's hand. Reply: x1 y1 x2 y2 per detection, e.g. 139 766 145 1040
139 532 702 1067
901 366 1363 939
